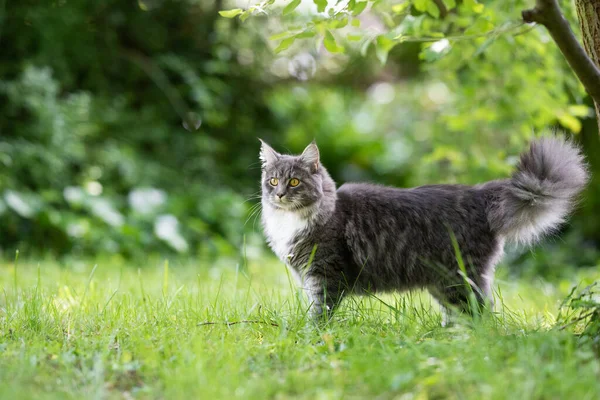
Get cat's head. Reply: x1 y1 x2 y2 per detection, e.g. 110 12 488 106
259 140 325 212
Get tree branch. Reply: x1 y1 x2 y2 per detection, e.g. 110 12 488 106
432 0 448 19
522 0 600 103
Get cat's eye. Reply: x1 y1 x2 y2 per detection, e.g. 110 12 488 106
269 178 279 186
289 178 300 187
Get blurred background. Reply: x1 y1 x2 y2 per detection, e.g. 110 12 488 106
1 0 598 276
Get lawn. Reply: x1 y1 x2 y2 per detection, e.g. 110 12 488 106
1 256 599 399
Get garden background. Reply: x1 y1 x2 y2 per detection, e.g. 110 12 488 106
1 1 600 398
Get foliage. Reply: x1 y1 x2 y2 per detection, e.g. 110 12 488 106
0 0 273 258
223 0 591 141
222 0 600 260
557 282 600 355
1 259 600 398
1 0 599 263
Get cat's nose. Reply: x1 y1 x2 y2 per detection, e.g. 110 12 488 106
277 193 285 199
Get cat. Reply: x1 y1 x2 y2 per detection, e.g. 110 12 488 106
259 137 588 321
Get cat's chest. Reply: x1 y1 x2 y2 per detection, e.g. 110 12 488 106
262 207 309 262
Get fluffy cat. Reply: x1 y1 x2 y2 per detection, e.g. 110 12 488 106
259 137 588 320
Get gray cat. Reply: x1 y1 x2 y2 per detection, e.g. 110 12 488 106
259 137 588 320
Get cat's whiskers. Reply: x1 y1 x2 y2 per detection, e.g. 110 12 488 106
244 202 263 229
242 191 262 205
252 208 263 232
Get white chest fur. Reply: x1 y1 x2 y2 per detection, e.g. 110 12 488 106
262 206 309 262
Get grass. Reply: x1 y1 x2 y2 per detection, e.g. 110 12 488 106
1 256 599 399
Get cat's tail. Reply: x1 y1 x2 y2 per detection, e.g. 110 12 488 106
485 136 588 244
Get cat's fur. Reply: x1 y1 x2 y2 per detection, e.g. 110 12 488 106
259 137 588 319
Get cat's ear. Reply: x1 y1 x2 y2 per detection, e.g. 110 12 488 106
300 140 320 172
259 139 280 168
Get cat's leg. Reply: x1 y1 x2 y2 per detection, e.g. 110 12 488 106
429 270 494 320
439 305 452 327
429 286 461 326
303 273 345 321
477 271 495 310
430 285 483 316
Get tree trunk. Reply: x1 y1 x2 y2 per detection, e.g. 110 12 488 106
575 0 600 132
574 0 600 244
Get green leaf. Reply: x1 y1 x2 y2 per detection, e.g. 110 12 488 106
274 37 296 53
283 0 301 16
347 34 363 41
558 113 582 133
413 0 428 12
464 18 494 35
324 30 344 53
567 105 591 117
394 14 425 37
313 0 327 13
392 3 410 14
219 8 243 18
464 0 484 13
330 17 348 29
240 11 252 22
360 36 373 56
443 0 456 9
270 31 293 41
352 1 368 16
351 18 361 27
375 35 396 65
414 0 441 18
295 30 316 39
426 1 440 18
381 11 395 28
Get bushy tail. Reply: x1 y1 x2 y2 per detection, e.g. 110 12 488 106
486 137 588 244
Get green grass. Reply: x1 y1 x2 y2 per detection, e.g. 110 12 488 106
1 256 599 399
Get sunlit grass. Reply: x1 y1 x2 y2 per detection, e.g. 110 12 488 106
0 257 599 399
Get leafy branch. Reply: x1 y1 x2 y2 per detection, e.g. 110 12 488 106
219 0 528 65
